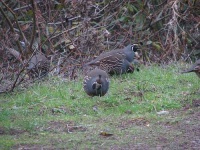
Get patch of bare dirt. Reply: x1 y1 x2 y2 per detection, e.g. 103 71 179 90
116 106 200 149
0 126 26 135
39 120 87 133
192 99 200 107
169 109 200 149
119 117 149 129
12 144 55 150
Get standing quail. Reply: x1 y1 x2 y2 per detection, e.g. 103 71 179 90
182 59 200 78
85 44 139 75
83 69 109 96
27 53 50 78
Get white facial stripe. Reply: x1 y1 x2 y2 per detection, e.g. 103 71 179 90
131 46 134 51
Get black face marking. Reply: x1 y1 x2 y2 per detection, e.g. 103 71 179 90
131 45 138 52
92 82 96 89
96 84 102 90
92 82 102 90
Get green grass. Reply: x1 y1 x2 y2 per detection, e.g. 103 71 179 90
0 64 199 149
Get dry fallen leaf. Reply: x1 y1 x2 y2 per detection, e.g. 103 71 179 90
99 131 113 137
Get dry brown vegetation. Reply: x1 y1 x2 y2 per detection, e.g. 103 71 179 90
0 0 199 93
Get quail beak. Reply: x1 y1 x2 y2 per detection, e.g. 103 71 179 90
135 52 140 59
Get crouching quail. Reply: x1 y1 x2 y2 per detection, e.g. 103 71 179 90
83 69 109 96
108 58 135 75
27 53 50 78
84 44 140 75
182 59 200 78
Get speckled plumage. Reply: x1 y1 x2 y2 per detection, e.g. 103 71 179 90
85 44 139 75
182 59 200 78
27 53 50 78
108 58 135 75
83 69 109 96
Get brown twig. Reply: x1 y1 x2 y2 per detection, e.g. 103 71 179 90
29 0 37 54
1 1 28 46
9 50 38 92
0 3 24 55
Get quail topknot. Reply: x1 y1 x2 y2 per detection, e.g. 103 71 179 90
83 68 109 96
27 53 50 78
182 59 200 78
85 44 140 75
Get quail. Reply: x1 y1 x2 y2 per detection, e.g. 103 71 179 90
27 53 50 78
85 44 139 75
83 69 109 96
109 58 135 75
182 59 200 78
